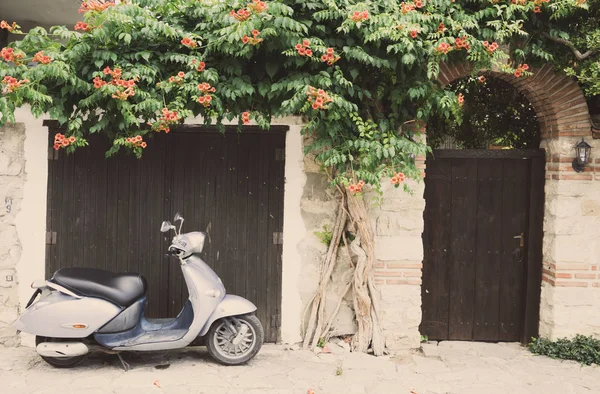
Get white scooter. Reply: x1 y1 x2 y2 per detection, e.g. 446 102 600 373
13 213 263 368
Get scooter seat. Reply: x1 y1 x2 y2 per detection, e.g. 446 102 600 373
50 268 147 309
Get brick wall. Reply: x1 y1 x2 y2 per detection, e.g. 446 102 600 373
439 62 591 140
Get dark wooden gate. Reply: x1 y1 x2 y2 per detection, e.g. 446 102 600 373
420 149 545 343
45 125 286 342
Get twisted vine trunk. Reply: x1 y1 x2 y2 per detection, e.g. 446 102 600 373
302 194 348 350
302 189 385 356
347 192 385 355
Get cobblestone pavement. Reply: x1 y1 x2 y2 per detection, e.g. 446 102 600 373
1 342 600 394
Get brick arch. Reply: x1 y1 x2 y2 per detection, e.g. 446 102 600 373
437 62 592 141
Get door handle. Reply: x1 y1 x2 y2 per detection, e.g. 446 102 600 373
513 233 524 248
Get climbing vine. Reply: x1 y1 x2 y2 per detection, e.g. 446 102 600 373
0 0 593 355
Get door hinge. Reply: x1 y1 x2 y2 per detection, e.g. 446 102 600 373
272 232 283 245
48 147 59 160
270 313 281 328
275 148 284 162
46 231 57 245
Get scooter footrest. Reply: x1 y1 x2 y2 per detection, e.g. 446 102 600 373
96 328 188 348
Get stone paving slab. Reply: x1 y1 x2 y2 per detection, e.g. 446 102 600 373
1 342 600 393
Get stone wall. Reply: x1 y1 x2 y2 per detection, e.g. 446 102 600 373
0 123 26 347
539 137 600 339
371 179 425 350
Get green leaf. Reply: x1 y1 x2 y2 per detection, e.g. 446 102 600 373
266 63 279 79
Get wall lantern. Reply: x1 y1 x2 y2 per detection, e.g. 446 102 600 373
572 137 592 173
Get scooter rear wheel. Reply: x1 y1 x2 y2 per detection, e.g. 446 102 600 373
35 336 87 368
206 314 263 365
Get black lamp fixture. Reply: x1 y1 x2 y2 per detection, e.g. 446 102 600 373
572 137 592 173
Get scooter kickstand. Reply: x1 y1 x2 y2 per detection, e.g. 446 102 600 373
116 353 131 371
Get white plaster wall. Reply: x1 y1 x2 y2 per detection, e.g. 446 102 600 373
277 122 306 344
0 122 26 346
14 107 48 347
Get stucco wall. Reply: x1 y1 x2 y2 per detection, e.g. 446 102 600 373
0 122 26 346
0 108 48 348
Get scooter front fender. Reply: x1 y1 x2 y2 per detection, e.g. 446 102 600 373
14 290 121 338
199 295 257 337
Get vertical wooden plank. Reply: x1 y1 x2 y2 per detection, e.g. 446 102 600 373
273 133 286 338
126 156 140 277
499 159 529 341
179 134 196 305
209 133 228 290
223 133 239 296
167 134 187 316
448 158 478 340
159 133 174 318
83 143 97 269
105 151 120 275
522 156 545 343
70 145 87 269
266 134 281 342
46 131 59 277
420 156 452 340
149 134 168 318
115 154 131 277
136 138 161 317
256 133 271 341
234 133 251 303
196 133 220 267
58 150 74 271
45 132 53 276
199 133 218 271
92 136 108 272
245 134 260 313
472 159 503 341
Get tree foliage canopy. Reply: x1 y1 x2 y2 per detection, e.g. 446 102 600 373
427 76 540 149
0 0 594 192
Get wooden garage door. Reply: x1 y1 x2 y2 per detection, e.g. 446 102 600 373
45 125 286 343
420 149 545 343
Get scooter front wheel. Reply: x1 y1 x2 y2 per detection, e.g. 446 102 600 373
35 336 87 368
206 314 264 365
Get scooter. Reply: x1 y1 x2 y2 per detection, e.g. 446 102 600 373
13 213 264 368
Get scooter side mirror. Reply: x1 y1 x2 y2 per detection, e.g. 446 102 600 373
160 221 174 233
174 212 184 222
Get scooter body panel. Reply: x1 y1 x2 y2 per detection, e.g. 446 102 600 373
111 255 226 351
199 295 257 336
13 290 121 338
